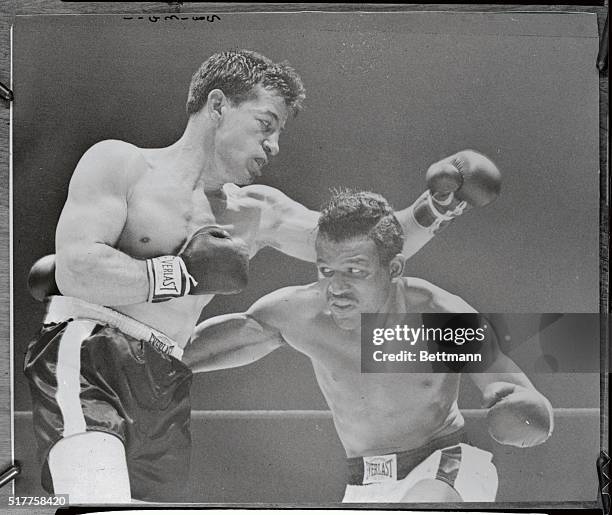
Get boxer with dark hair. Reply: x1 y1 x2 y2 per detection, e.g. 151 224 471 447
184 190 553 503
25 49 501 503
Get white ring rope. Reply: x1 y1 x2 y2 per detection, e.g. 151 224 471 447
15 407 598 420
15 408 599 420
190 407 598 419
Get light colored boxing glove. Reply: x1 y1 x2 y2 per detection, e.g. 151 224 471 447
483 381 554 448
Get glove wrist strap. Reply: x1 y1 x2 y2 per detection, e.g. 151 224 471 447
425 191 468 227
145 255 196 303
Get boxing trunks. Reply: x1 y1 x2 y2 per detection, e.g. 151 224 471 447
343 429 498 502
23 296 193 502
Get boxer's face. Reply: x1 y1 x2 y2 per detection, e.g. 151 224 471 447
316 235 400 330
213 85 288 185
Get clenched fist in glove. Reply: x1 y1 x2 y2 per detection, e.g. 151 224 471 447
147 226 249 302
28 227 250 303
413 150 502 230
483 381 554 448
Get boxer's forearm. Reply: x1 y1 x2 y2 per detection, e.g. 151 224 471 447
56 243 149 306
265 223 318 262
470 352 535 393
246 184 319 262
184 313 285 373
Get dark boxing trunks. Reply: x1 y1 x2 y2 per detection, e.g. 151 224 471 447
23 297 193 502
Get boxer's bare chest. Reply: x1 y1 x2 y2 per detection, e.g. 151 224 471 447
108 153 266 344
282 297 461 454
117 169 262 259
287 315 451 406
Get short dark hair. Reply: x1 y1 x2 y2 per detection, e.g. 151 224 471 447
317 190 404 265
186 50 306 115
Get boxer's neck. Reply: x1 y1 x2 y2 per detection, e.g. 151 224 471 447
167 117 224 192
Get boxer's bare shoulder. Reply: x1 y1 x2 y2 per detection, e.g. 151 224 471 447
69 139 146 189
57 140 165 257
247 282 321 330
57 140 145 248
398 276 477 313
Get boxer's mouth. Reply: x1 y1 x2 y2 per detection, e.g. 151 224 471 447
328 296 357 311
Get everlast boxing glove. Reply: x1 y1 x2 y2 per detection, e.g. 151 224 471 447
29 228 250 303
412 149 502 230
146 226 250 302
426 149 502 208
401 150 502 259
483 381 554 448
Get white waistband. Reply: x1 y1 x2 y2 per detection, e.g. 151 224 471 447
44 296 183 360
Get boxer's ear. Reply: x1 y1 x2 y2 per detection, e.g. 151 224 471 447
389 254 405 278
207 89 227 121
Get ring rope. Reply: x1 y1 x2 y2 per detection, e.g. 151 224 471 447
188 407 597 420
15 407 598 420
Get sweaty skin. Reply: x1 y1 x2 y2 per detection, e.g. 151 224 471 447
55 89 315 345
184 237 539 458
282 280 466 457
187 278 465 457
53 87 450 348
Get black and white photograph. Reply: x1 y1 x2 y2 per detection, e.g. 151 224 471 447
9 9 604 508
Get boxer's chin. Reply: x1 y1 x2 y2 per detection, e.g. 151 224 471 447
330 311 360 331
235 171 254 186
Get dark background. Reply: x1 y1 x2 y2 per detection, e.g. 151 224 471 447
11 11 601 503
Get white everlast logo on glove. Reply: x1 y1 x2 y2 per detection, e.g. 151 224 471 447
362 454 397 484
146 255 196 303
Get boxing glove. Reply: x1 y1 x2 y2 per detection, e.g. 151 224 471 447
426 149 501 208
483 381 554 448
28 254 61 301
411 150 501 232
146 226 250 302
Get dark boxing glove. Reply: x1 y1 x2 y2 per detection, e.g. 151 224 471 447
28 254 61 301
426 149 502 208
411 150 501 232
146 226 249 302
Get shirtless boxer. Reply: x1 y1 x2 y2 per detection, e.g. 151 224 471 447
183 190 554 503
24 49 501 503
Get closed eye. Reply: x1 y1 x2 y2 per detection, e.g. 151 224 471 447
258 119 272 131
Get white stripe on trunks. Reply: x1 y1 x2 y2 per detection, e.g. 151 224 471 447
55 320 97 438
45 296 183 361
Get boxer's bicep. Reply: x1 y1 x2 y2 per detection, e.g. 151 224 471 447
54 142 149 304
462 319 534 394
419 281 534 393
245 185 319 262
466 317 535 397
56 147 128 251
186 312 286 373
